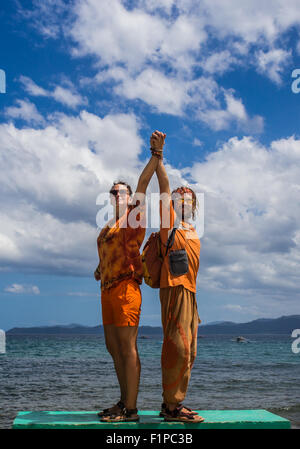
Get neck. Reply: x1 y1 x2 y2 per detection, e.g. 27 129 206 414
115 205 128 221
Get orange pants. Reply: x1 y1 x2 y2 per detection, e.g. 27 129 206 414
160 285 200 404
101 278 142 327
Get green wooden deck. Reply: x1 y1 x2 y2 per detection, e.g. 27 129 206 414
12 409 290 429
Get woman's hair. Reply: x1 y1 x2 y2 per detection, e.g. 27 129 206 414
109 180 133 196
171 186 198 220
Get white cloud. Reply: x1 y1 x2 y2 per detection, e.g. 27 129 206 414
18 0 300 131
255 48 292 84
189 135 300 301
19 76 87 109
17 0 67 38
51 85 86 108
4 283 40 294
19 75 48 96
70 0 168 70
4 99 44 125
201 51 238 75
0 110 146 275
197 0 300 44
198 90 264 133
1 109 300 306
113 69 189 115
97 67 263 132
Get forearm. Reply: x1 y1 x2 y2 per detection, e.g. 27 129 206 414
136 155 159 193
156 159 170 195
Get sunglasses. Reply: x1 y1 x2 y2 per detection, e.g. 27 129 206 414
110 189 129 197
174 198 193 204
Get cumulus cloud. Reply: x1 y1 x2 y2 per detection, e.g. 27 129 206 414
17 0 300 132
196 0 300 44
1 108 300 306
0 110 148 275
188 135 300 301
4 0 300 311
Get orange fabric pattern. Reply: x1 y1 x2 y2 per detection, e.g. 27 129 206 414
159 199 200 293
101 278 142 327
97 204 146 291
160 285 200 403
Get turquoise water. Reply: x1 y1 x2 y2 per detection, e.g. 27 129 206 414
0 334 299 429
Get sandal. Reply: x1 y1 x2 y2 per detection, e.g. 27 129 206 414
159 403 198 417
164 405 204 423
101 407 140 422
97 400 125 418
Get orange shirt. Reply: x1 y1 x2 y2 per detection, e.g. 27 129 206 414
97 204 146 291
159 198 200 293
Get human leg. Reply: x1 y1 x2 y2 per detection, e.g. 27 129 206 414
99 284 127 416
160 286 203 421
103 324 127 403
115 325 140 410
101 279 141 421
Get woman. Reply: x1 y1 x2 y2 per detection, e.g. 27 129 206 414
94 135 159 422
152 130 204 423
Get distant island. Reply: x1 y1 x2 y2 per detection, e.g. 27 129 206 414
6 315 300 335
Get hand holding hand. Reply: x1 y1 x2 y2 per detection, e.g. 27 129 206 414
150 130 166 151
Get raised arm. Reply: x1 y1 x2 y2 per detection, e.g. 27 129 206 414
156 158 170 195
135 155 159 195
153 133 174 235
133 130 166 197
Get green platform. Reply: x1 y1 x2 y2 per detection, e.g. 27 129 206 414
12 410 290 429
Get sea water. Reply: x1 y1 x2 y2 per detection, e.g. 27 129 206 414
0 334 299 429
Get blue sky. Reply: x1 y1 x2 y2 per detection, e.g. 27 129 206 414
1 0 300 331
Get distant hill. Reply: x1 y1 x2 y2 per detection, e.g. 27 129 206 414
6 315 300 335
199 315 300 335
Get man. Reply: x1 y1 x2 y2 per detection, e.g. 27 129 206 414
152 130 204 423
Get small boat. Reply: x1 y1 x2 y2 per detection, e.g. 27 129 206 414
236 336 248 343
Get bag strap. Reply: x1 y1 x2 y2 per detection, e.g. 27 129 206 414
164 227 177 257
164 222 191 257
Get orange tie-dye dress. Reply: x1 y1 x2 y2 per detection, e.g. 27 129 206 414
96 204 146 327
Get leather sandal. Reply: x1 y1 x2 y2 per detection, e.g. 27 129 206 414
101 407 140 422
164 405 204 423
97 400 125 418
159 402 198 417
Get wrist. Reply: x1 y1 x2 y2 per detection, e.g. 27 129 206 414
150 147 163 159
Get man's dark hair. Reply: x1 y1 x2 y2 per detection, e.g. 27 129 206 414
110 180 133 196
